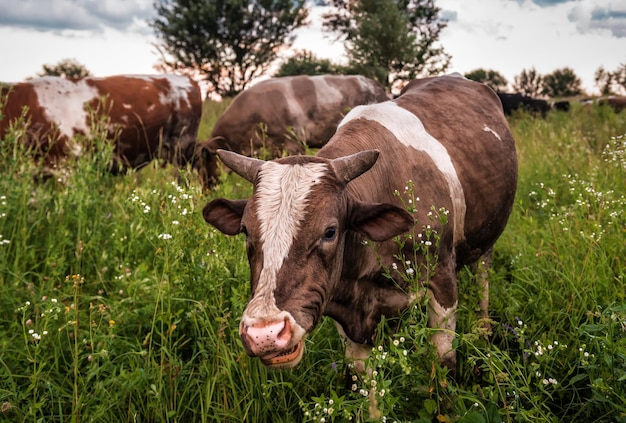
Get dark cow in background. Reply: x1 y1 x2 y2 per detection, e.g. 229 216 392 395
203 74 517 372
497 92 550 117
202 74 388 185
599 96 626 113
552 100 571 112
1 74 205 182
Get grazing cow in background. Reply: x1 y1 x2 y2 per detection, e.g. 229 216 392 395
497 92 550 117
202 74 388 185
599 96 626 113
552 100 571 112
1 74 206 182
202 74 517 372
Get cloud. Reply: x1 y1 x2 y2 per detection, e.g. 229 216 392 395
0 0 155 33
509 0 572 6
509 0 626 38
528 0 572 6
569 0 626 38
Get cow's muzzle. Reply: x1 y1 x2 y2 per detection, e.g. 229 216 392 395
239 312 306 369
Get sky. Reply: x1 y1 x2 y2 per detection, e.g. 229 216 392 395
0 0 624 96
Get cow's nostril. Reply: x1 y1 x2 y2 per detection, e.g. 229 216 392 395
277 318 292 343
243 318 292 355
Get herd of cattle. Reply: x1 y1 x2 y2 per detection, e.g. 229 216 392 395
0 74 388 187
0 72 622 372
1 73 623 188
497 91 626 116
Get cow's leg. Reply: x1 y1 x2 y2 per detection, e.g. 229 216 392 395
335 322 371 375
427 259 458 370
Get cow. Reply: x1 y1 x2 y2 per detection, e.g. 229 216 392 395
599 96 626 113
552 100 571 112
202 74 389 185
497 92 550 117
202 74 518 374
0 74 207 183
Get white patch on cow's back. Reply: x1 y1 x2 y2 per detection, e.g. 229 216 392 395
311 76 344 108
33 77 98 143
154 74 195 110
117 74 195 111
483 124 502 142
338 101 466 244
353 75 383 98
283 81 307 127
243 161 329 319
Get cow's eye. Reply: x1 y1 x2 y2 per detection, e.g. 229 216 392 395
322 227 337 241
241 226 248 237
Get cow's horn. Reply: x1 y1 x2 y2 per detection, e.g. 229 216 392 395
217 149 264 183
331 150 380 183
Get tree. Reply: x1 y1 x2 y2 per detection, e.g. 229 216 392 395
614 63 626 95
542 67 583 98
37 58 91 79
464 68 508 92
595 63 626 95
151 0 308 98
322 0 450 91
274 50 347 77
513 67 544 97
594 66 614 95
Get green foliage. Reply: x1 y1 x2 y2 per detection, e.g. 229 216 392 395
615 63 626 94
595 66 615 96
36 58 92 79
1 96 625 421
595 63 626 96
274 50 348 77
512 67 544 97
151 0 308 98
542 67 584 98
464 68 509 93
322 0 450 91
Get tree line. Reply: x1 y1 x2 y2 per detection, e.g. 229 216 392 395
36 0 626 99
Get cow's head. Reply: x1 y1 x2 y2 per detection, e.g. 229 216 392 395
193 141 221 189
203 149 413 369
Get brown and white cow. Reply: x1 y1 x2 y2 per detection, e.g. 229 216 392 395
202 74 517 372
202 75 388 185
1 74 206 182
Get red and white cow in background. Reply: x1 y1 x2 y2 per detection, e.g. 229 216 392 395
202 74 518 372
200 74 389 186
1 74 208 183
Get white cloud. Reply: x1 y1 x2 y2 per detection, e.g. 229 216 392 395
569 0 626 38
0 0 155 32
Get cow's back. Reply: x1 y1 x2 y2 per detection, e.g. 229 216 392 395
1 75 202 171
208 74 388 157
1 79 76 161
319 74 517 266
85 74 202 168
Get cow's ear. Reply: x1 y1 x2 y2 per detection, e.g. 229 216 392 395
350 201 414 242
203 199 248 235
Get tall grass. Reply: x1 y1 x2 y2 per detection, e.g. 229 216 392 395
0 100 624 422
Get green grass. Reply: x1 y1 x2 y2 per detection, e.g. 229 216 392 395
0 100 624 422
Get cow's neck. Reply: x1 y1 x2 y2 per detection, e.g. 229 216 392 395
324 232 411 345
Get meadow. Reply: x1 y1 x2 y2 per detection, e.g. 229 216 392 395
0 98 624 422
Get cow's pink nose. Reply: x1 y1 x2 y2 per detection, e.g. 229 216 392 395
242 317 293 356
